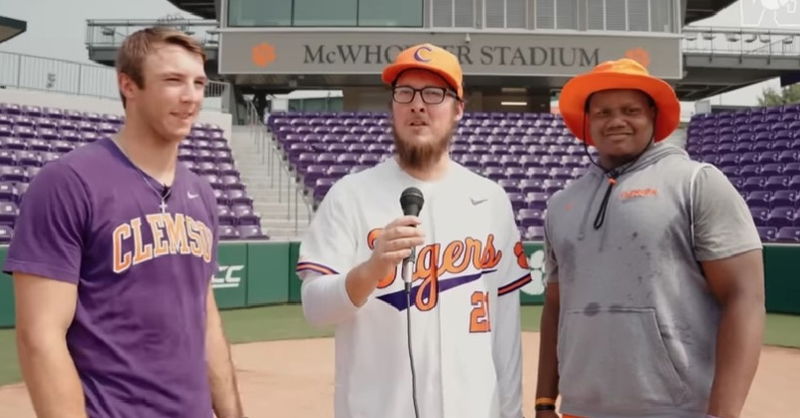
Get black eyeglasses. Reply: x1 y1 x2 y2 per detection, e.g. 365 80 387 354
392 86 459 104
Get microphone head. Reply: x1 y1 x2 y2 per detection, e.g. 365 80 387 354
400 187 424 217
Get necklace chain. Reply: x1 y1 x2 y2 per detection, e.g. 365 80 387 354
112 139 173 213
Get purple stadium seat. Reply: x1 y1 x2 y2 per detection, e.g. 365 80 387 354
327 165 350 178
203 174 223 189
742 177 766 191
526 192 548 210
313 178 336 201
218 206 236 226
214 150 234 163
238 225 267 239
759 151 779 164
550 167 572 180
498 179 520 193
231 204 255 218
317 153 337 165
750 206 769 223
0 224 12 242
778 150 798 163
19 151 42 167
0 201 18 224
480 154 502 167
0 150 16 165
483 166 505 180
505 167 527 180
764 176 789 191
760 164 783 177
746 191 772 208
195 161 218 175
218 162 238 176
0 182 19 203
717 143 735 154
776 227 800 242
337 153 358 165
784 163 800 176
304 165 327 188
766 206 795 227
738 152 759 165
770 190 797 207
225 189 252 205
358 153 381 165
790 175 800 189
716 154 739 167
737 165 760 177
526 226 545 240
53 141 75 153
756 226 777 242
517 208 544 227
543 179 566 194
221 175 244 190
508 193 528 212
218 225 240 240
519 179 544 194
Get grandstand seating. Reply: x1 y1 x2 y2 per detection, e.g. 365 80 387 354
274 106 800 243
269 111 597 241
687 103 800 243
0 102 266 243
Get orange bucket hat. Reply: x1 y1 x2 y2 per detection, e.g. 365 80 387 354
382 43 463 99
559 58 680 145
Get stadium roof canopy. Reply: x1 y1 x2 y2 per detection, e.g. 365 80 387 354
167 0 737 25
0 16 27 44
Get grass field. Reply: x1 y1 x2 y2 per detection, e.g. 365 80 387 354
0 304 797 386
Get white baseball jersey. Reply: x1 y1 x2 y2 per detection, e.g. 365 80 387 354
297 157 531 418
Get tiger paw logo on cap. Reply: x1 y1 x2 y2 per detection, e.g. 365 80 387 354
521 249 546 296
251 42 276 68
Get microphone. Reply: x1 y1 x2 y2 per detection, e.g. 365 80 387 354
399 187 424 284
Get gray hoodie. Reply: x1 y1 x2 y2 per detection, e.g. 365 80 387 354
544 142 761 417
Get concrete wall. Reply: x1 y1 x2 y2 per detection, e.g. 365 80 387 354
0 87 233 140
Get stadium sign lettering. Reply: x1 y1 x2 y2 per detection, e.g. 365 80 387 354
303 44 598 68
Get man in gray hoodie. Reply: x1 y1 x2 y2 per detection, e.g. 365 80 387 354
534 58 765 418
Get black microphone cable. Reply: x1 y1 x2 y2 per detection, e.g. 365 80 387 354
400 187 424 418
405 265 421 418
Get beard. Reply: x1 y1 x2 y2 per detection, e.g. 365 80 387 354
392 121 456 171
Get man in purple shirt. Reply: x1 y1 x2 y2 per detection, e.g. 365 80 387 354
6 28 245 418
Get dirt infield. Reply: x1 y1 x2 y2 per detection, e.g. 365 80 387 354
1 333 797 417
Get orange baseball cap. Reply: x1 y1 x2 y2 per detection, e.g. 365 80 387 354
559 58 680 145
382 43 463 99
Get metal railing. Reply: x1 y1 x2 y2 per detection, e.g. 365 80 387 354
243 101 312 235
0 50 119 99
683 26 800 57
86 18 219 48
0 50 230 110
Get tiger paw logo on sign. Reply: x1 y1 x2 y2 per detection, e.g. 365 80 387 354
521 249 545 296
252 42 276 68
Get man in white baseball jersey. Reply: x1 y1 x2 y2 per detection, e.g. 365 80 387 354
297 43 531 418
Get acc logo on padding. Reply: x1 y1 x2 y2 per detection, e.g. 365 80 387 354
213 265 244 289
521 250 545 296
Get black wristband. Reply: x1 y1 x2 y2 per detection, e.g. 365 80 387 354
534 403 556 411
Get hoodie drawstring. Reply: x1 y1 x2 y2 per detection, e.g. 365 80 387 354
581 108 658 230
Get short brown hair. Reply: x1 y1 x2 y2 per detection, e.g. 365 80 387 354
116 27 206 107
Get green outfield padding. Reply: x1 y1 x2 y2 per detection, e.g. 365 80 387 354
0 242 798 329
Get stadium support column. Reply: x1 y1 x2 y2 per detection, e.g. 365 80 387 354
223 84 249 125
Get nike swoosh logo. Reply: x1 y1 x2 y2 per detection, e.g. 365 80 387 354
187 192 199 199
470 197 488 205
376 269 497 311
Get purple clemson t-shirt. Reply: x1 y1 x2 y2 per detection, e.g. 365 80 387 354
5 138 219 418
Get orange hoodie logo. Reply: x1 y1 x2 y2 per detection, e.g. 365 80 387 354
620 188 658 200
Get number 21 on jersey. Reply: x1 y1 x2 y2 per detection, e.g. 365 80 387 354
469 291 491 333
